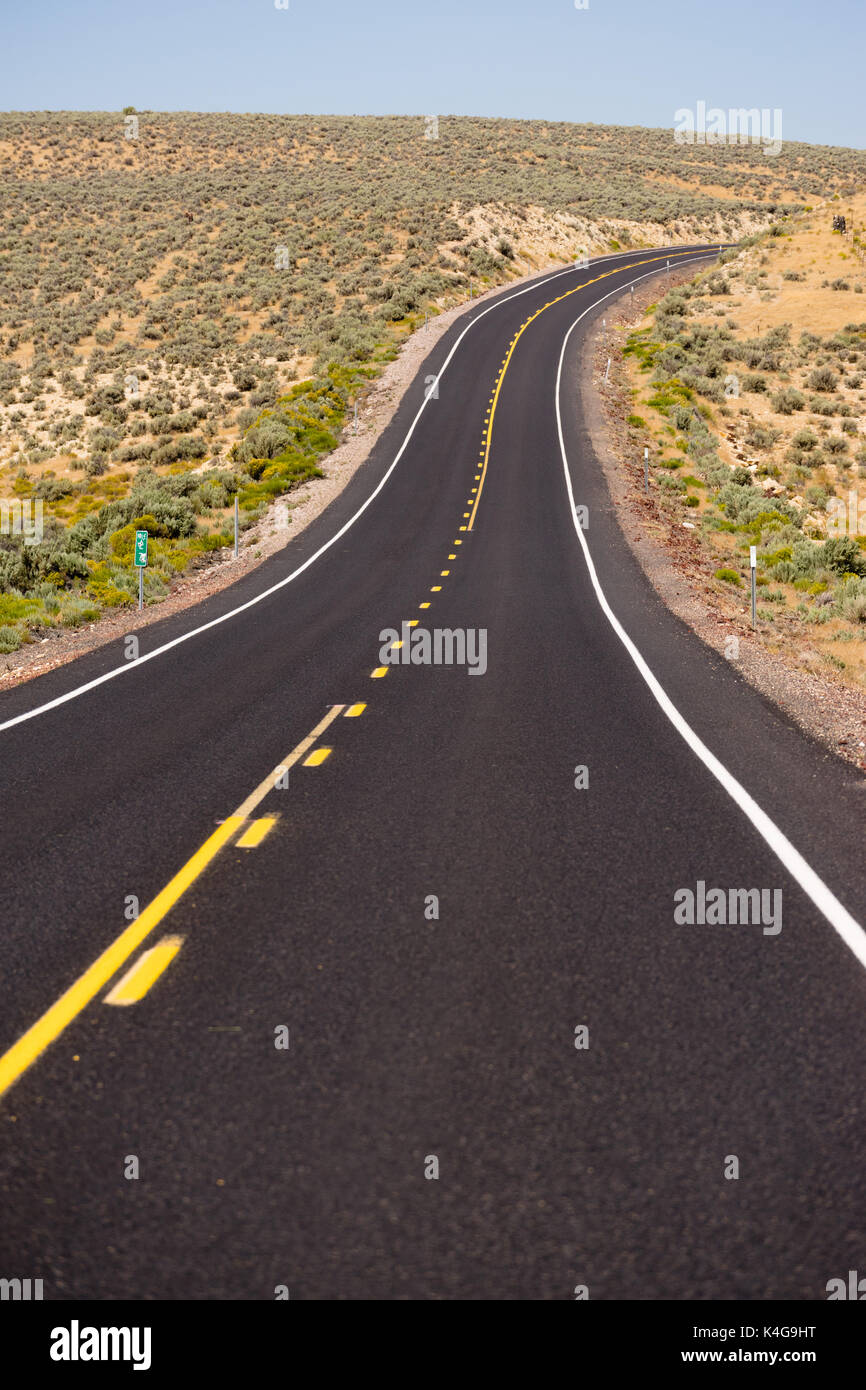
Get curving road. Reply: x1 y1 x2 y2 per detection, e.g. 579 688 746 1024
1 246 864 1301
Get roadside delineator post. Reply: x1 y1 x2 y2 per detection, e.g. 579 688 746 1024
750 545 757 628
603 357 611 383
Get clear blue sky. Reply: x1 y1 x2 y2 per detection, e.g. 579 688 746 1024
4 0 863 148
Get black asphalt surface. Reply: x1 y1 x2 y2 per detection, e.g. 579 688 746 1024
1 247 864 1301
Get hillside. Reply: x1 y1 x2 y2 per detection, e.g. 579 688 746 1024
623 196 866 692
1 111 865 652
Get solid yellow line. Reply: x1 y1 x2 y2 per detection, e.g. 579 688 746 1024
104 936 184 1007
236 816 277 849
466 248 710 532
0 816 244 1098
303 747 332 767
234 705 344 819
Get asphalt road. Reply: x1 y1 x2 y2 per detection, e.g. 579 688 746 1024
1 246 864 1301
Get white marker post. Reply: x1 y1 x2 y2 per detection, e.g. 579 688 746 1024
603 357 611 383
750 545 757 628
133 529 148 610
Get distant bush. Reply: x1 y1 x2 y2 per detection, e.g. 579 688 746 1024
770 387 805 414
806 366 839 392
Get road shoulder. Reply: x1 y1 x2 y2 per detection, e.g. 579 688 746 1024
579 276 866 773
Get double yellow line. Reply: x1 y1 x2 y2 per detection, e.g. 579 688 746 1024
0 704 348 1099
467 248 712 531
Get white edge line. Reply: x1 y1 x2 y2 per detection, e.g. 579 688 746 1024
553 262 866 970
0 245 716 736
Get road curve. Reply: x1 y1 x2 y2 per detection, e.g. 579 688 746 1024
1 246 864 1301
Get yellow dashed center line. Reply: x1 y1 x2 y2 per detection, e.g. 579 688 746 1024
236 817 277 849
465 248 710 533
104 937 184 1007
303 747 332 767
0 703 355 1098
235 705 344 818
0 815 244 1096
345 702 367 717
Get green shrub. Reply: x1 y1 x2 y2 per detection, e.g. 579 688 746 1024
821 536 866 575
770 387 805 414
837 577 866 622
806 366 839 392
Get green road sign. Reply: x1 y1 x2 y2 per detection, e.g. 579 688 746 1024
134 530 148 568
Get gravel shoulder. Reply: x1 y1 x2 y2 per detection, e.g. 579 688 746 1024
580 275 866 774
